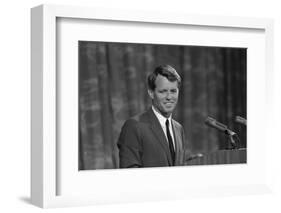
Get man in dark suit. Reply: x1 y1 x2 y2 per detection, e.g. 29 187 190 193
117 65 188 168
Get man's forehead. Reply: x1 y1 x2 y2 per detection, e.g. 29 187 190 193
155 75 178 88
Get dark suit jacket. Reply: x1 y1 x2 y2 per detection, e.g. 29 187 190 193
117 108 188 168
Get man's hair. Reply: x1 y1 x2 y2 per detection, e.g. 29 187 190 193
147 65 181 91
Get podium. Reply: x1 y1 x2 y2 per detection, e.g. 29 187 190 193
185 148 246 166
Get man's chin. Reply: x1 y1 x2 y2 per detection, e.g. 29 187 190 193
162 109 174 116
164 106 174 112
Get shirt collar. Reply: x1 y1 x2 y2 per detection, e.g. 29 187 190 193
152 106 172 127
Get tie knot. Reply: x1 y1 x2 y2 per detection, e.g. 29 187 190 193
165 119 169 127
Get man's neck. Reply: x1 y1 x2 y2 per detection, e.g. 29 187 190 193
151 106 172 120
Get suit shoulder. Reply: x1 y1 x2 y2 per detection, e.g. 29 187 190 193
121 118 139 130
121 112 145 129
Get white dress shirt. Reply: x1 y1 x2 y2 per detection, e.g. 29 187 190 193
152 106 175 148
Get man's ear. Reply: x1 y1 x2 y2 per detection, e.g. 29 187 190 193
148 89 154 99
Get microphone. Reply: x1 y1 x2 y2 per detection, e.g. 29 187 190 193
235 116 247 126
205 116 236 136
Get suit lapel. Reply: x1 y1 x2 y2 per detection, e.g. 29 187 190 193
171 120 184 166
146 109 173 165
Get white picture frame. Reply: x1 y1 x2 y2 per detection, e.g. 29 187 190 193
31 4 274 208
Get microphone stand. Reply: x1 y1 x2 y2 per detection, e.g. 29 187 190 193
225 129 239 149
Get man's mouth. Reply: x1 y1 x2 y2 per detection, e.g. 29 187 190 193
164 102 174 106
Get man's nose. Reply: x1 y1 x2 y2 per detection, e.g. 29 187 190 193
166 92 172 99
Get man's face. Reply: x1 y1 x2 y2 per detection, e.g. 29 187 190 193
148 75 179 118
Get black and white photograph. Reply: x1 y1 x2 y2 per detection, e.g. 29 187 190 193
78 41 247 170
26 2 279 210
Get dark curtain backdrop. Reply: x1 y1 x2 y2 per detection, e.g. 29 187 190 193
78 41 246 170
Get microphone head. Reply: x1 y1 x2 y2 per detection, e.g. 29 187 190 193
205 116 216 124
235 116 247 126
205 116 227 132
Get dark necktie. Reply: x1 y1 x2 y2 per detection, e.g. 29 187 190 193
165 119 175 165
